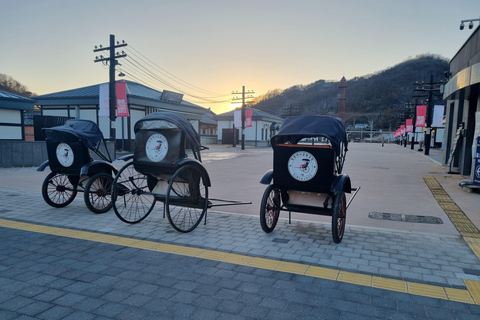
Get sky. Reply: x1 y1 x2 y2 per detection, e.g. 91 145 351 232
1 0 479 114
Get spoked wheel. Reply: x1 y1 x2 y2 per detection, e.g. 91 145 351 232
165 164 208 233
111 162 157 223
42 172 78 208
84 173 114 214
332 191 346 243
260 184 281 233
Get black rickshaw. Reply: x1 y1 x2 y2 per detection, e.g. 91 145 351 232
38 119 116 213
259 115 360 243
111 112 249 233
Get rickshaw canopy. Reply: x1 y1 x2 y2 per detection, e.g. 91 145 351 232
42 119 104 150
271 115 348 154
134 112 202 151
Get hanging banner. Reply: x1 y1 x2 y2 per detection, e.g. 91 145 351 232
245 109 253 127
400 125 405 135
116 82 129 117
98 83 109 117
406 119 413 133
416 105 427 127
234 110 241 127
432 105 444 127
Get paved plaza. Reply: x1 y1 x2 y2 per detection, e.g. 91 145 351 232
0 143 480 319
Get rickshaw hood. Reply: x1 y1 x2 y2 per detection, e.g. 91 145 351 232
271 115 348 154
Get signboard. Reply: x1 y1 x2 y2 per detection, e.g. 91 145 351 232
406 119 413 133
234 110 241 127
116 82 129 117
416 105 427 127
98 83 109 117
432 105 445 127
234 109 253 127
246 109 252 127
161 90 183 103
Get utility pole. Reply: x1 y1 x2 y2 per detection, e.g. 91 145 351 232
94 34 127 145
413 75 445 156
231 86 254 150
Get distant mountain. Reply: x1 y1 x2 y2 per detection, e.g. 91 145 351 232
0 73 35 97
247 54 449 130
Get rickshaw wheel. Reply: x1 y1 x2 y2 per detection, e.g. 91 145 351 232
42 172 78 208
260 184 281 233
111 162 157 223
165 164 208 233
84 173 114 214
332 192 346 243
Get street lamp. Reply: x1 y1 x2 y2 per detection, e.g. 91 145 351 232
460 17 480 30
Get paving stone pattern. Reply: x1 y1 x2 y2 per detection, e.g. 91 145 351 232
2 227 480 320
1 187 480 290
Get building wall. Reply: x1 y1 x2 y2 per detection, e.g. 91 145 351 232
0 109 23 140
217 120 273 146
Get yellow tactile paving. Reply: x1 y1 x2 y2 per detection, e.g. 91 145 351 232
464 280 480 304
305 266 339 280
337 271 372 286
407 282 447 299
445 287 475 304
0 217 478 305
197 250 230 260
247 257 281 270
372 276 407 293
275 261 309 275
172 246 204 257
221 253 254 265
423 176 480 243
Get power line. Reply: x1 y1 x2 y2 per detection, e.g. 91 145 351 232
120 56 232 104
127 45 228 97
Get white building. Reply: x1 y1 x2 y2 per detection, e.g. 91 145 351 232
33 80 207 151
215 108 282 147
0 90 35 141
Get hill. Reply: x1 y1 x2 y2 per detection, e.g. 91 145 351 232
0 73 35 97
247 54 449 130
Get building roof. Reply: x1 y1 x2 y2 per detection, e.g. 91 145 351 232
215 107 283 123
0 90 35 110
33 80 207 118
200 108 217 125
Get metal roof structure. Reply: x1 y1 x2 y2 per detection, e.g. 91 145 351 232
33 80 206 117
215 107 283 123
0 90 35 111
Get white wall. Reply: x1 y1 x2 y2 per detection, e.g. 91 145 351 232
0 126 22 139
217 119 273 144
0 109 22 139
0 109 21 123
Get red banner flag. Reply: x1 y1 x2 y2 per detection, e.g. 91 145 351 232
416 105 426 127
406 119 413 133
245 109 253 127
116 82 129 117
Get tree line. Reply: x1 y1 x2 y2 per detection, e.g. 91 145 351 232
248 54 449 130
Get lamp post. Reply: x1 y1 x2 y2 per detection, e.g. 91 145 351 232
413 76 445 155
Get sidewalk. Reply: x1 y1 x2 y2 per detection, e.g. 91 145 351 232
0 143 480 319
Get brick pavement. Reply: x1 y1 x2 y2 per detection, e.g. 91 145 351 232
1 143 480 319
